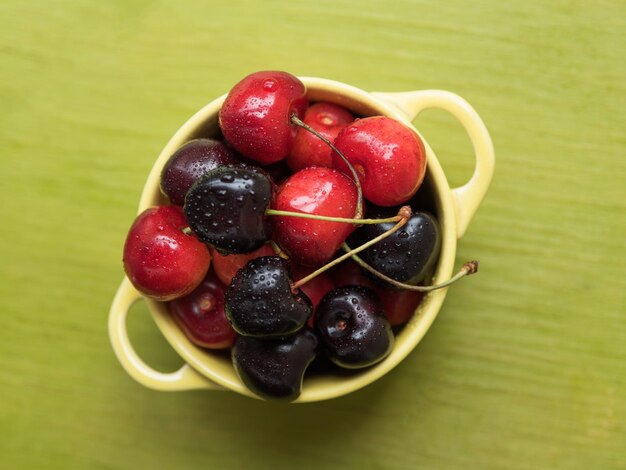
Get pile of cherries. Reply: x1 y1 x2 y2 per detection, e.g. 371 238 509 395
123 71 463 401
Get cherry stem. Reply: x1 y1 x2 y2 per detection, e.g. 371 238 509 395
341 244 479 292
270 240 290 259
290 113 363 220
292 206 412 290
265 208 400 225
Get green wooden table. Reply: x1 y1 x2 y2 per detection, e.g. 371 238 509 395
1 1 624 468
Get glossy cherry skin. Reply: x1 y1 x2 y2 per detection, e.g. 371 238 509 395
333 116 426 206
232 327 319 401
219 71 308 164
168 270 237 349
211 243 275 286
316 286 394 369
123 205 211 301
225 256 312 338
348 205 441 286
184 166 273 254
287 102 354 172
272 167 359 267
160 138 239 206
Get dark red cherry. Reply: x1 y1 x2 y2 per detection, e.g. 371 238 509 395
348 205 441 286
232 327 319 401
316 286 394 369
373 287 424 326
123 206 211 301
272 167 359 267
184 166 273 254
160 139 239 206
332 116 426 206
219 71 308 164
225 256 312 337
168 270 237 349
287 102 354 172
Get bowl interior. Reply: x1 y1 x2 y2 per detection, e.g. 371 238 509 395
140 77 457 402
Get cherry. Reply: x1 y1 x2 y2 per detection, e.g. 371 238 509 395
373 287 424 326
287 102 354 172
184 166 273 254
232 327 319 401
160 138 239 206
347 205 441 286
272 167 359 267
225 256 312 337
168 269 237 349
332 116 426 207
219 71 308 164
123 205 211 301
315 286 394 369
211 243 275 286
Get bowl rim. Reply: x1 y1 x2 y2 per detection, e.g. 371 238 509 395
138 76 458 402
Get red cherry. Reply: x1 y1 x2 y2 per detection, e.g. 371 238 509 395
168 270 237 349
272 167 359 267
374 287 424 326
123 206 211 301
211 243 275 286
291 264 335 327
287 102 354 172
219 71 308 164
332 116 426 207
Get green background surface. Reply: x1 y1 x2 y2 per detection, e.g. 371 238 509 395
1 1 624 468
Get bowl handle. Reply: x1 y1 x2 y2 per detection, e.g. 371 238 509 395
371 90 495 238
108 277 223 391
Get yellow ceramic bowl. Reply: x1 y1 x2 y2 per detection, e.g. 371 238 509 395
108 77 494 403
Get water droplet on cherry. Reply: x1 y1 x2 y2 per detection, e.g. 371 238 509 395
263 79 276 91
221 172 235 183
